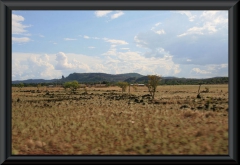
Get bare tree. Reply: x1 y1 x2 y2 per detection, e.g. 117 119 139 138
146 75 162 100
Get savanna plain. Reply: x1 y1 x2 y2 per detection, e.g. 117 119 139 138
12 84 228 155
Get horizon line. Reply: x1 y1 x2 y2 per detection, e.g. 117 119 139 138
12 72 228 82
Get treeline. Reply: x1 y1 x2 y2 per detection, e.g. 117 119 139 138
125 76 228 85
158 77 228 85
12 82 57 87
12 77 228 87
11 81 116 87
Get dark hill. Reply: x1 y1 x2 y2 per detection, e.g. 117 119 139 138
12 79 57 84
65 72 144 83
12 72 228 85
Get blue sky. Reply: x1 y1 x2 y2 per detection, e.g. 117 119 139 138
12 10 228 81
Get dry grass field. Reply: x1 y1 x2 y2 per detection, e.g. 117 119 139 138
12 84 228 155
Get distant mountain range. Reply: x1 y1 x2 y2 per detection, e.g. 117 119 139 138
12 72 228 85
12 73 142 84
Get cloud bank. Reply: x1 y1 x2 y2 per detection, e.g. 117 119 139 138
12 14 31 43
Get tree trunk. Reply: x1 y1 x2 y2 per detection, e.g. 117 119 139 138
198 84 202 94
128 85 130 95
152 89 155 100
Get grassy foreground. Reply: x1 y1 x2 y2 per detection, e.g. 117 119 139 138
12 85 228 155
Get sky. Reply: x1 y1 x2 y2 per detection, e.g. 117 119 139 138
12 10 228 81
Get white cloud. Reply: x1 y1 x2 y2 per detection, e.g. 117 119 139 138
103 38 128 45
84 35 90 39
22 33 31 36
72 59 91 71
155 29 165 35
121 48 130 50
12 14 31 35
79 35 100 39
221 64 228 68
134 11 228 67
55 52 101 72
88 46 95 49
111 11 124 19
101 46 181 76
102 48 117 56
200 11 220 21
155 22 161 26
187 59 192 62
95 10 113 17
67 53 107 72
55 52 74 70
200 11 228 28
39 34 45 38
177 24 217 37
151 22 165 35
12 53 61 80
44 54 50 61
12 37 31 43
64 38 77 41
207 63 228 71
186 63 228 78
93 63 108 73
174 11 196 22
12 50 227 80
134 35 148 48
28 56 54 70
177 11 227 37
95 10 124 20
92 37 100 39
151 22 162 30
191 68 211 74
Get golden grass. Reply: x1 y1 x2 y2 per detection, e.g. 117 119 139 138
12 84 228 155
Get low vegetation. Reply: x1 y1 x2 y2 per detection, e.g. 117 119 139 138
12 84 228 155
63 80 79 93
117 82 129 93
